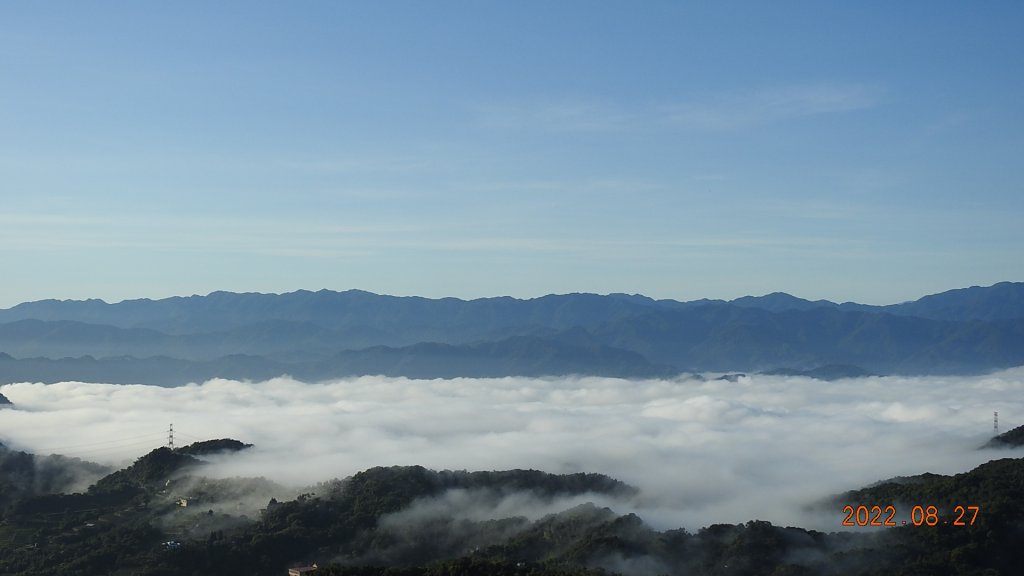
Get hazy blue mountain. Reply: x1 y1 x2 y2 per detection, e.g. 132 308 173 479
0 336 676 386
0 391 11 405
3 282 1021 333
885 281 1024 321
586 304 1024 373
730 282 1024 321
0 282 1022 380
0 289 662 338
0 319 394 362
0 353 289 387
319 335 677 379
0 319 175 360
729 291 838 312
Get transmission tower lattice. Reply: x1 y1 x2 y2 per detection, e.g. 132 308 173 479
168 423 175 450
994 412 999 435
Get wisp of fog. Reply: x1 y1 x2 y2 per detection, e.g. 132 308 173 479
2 370 1023 532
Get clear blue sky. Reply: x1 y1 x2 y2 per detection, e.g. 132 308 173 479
2 1 1021 307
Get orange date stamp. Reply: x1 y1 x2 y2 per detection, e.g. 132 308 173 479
841 504 979 527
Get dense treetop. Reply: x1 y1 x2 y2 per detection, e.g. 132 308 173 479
2 440 1023 575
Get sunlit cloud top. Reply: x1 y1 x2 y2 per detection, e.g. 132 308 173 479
3 369 1022 531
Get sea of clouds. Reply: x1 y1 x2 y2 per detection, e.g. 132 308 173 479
2 369 1023 532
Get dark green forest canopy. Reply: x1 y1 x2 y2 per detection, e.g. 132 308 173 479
985 424 1024 448
176 438 254 456
2 441 1023 576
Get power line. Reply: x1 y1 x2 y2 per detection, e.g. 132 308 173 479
26 431 168 453
6 424 206 458
63 437 171 457
173 430 207 442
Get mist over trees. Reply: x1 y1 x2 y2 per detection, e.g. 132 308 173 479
1 439 1022 576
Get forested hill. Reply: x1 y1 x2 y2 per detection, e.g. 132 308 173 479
0 282 1022 382
985 424 1024 448
2 440 1023 575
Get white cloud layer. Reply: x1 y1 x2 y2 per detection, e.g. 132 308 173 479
2 370 1022 532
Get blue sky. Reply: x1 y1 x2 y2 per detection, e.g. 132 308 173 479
1 1 1022 307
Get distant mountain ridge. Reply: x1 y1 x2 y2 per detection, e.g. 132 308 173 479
5 282 1023 330
0 282 1022 383
0 336 675 385
728 281 1024 321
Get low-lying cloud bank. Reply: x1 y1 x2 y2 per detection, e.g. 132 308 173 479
2 369 1023 532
